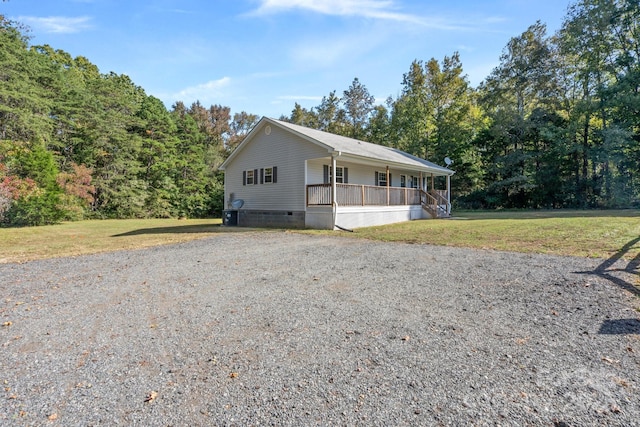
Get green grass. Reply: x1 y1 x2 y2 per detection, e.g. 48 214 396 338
1 210 639 264
0 218 231 263
303 209 640 260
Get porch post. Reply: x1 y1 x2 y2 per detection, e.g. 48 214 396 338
446 174 451 215
386 166 390 206
331 155 337 206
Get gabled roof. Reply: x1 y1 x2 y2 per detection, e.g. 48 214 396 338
219 117 454 176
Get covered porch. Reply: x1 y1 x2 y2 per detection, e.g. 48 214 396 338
304 153 454 229
306 180 451 219
307 183 451 217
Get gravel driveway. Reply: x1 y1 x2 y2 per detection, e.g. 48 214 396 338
1 231 639 426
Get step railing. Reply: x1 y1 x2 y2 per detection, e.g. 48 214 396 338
420 190 450 218
429 189 451 217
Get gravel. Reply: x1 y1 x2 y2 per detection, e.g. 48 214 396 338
1 231 639 426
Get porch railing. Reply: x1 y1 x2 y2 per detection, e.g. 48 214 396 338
420 190 451 218
307 183 422 206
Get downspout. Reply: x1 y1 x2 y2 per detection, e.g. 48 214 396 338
331 153 338 230
330 151 353 231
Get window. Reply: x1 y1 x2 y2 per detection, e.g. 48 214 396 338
260 166 277 184
400 175 406 188
245 169 255 185
245 167 277 185
412 176 419 189
264 167 273 183
323 165 348 184
376 171 388 187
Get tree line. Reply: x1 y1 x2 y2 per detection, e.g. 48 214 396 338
1 0 638 226
0 15 259 226
282 0 639 210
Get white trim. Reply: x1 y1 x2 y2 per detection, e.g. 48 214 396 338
337 152 454 176
306 205 427 229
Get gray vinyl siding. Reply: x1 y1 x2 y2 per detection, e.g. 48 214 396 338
306 159 327 184
224 124 329 211
307 159 416 187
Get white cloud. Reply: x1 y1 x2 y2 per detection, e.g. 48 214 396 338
250 0 468 29
169 77 232 104
17 16 92 34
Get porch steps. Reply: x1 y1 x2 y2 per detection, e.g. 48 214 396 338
420 189 450 218
422 203 450 219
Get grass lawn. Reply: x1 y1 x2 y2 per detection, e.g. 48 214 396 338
0 218 229 263
0 210 638 263
304 209 640 261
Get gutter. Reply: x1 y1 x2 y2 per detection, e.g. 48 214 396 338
333 151 455 176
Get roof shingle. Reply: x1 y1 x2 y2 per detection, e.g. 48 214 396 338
270 118 454 175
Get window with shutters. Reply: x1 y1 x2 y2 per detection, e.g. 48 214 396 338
264 167 273 183
323 165 347 184
245 169 255 185
376 171 387 187
260 166 277 184
412 176 419 188
400 175 406 188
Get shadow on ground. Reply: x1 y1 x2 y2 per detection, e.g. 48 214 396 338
111 224 256 237
582 236 640 297
599 318 640 334
575 236 640 335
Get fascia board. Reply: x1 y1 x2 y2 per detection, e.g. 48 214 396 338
337 152 455 176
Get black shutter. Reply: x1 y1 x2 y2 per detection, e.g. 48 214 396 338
389 173 392 186
273 166 277 183
344 167 348 184
243 170 246 186
254 169 258 185
375 171 378 185
324 165 329 184
260 168 264 184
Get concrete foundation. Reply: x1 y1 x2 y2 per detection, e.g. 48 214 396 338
238 210 305 228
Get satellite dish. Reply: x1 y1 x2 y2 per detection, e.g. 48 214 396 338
231 199 244 209
444 157 453 166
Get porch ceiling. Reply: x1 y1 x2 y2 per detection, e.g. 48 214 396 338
311 153 453 176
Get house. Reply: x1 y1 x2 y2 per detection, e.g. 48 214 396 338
218 117 454 230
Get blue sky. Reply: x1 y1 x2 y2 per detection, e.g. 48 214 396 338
4 0 574 118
